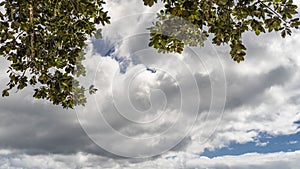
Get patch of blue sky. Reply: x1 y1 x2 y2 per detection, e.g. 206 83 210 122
92 39 154 74
201 130 300 158
92 39 132 73
295 120 300 129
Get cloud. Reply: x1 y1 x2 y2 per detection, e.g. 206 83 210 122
288 141 298 145
1 150 300 169
0 0 300 167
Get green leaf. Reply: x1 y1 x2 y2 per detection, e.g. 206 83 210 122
2 89 9 97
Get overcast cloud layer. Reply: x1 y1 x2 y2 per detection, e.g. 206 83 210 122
0 0 300 168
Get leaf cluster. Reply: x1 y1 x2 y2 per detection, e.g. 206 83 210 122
0 0 110 108
144 0 300 62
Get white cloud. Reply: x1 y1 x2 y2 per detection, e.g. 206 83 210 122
255 141 269 147
76 2 300 156
288 141 298 145
0 0 300 167
1 150 300 169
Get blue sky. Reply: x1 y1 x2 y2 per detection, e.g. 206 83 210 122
202 130 300 158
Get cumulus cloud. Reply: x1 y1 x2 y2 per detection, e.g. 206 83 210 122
1 150 300 169
0 0 300 167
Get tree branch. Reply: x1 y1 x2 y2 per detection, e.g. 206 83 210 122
29 2 35 59
258 0 289 24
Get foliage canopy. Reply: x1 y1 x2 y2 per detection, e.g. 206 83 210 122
0 0 299 108
0 0 109 108
145 0 300 62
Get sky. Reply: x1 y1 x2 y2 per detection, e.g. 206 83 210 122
1 0 300 168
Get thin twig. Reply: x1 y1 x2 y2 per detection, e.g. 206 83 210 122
258 0 289 24
29 2 35 59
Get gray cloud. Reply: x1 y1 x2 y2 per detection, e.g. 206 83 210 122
0 0 300 167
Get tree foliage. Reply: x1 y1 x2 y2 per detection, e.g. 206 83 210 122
0 0 299 108
145 0 300 62
0 0 110 108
